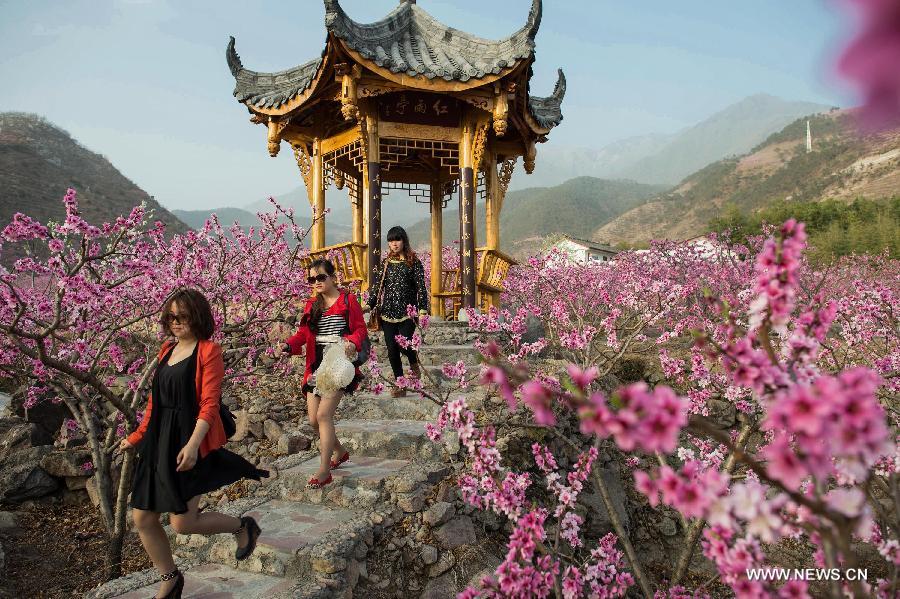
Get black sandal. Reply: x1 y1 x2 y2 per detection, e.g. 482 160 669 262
235 516 261 561
149 569 183 599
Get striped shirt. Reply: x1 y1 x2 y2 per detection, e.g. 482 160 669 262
315 314 345 344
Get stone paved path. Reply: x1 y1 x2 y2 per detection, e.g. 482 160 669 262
88 321 475 599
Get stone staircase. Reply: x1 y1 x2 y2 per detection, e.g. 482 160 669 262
87 321 478 599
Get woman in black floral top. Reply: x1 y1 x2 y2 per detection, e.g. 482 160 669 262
367 226 429 397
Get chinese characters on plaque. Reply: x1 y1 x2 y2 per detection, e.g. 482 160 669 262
379 92 460 127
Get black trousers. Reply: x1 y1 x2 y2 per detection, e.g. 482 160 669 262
381 318 419 379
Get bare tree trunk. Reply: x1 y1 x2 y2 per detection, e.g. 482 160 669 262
671 420 755 586
591 441 655 598
106 450 135 580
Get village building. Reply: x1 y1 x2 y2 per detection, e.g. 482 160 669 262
226 0 565 317
548 235 619 264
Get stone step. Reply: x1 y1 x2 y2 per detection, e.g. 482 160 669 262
372 343 480 366
342 392 442 421
369 320 477 346
274 455 411 508
174 499 358 578
335 418 445 461
107 562 293 599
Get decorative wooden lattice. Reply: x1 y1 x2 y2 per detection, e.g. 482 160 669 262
382 182 452 208
322 139 365 171
302 242 367 284
379 138 460 175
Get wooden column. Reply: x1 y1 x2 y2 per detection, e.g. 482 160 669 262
311 138 326 250
365 114 382 291
459 120 476 310
352 176 363 244
485 147 500 250
430 180 443 316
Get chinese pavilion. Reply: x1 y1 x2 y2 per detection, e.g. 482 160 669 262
226 0 565 317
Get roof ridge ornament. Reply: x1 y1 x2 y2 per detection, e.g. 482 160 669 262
551 68 566 101
524 0 542 41
226 36 243 77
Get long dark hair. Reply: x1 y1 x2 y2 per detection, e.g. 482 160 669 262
160 288 215 340
386 226 416 266
307 258 337 333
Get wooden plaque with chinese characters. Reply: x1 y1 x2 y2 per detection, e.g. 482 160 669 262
378 92 461 127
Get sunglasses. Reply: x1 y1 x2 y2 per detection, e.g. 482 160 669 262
164 313 186 325
307 273 330 284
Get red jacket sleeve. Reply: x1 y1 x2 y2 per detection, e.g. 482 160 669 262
342 293 368 351
286 298 314 355
197 342 224 426
127 342 171 446
126 392 152 447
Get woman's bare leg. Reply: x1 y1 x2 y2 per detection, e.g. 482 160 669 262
169 496 244 539
133 508 178 597
307 392 320 433
313 390 344 480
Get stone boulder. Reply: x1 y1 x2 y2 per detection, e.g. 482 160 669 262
0 417 47 454
276 431 310 455
39 449 92 478
55 420 87 449
0 445 59 502
263 419 284 444
12 391 68 444
522 315 546 345
422 545 502 598
707 398 737 429
581 465 631 538
433 515 476 550
423 502 455 527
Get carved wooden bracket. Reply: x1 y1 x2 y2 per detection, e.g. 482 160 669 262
524 140 537 174
336 63 362 121
458 94 491 112
356 116 369 165
472 121 490 171
358 82 400 98
498 157 515 211
334 169 345 190
292 143 314 206
267 118 289 157
492 83 509 136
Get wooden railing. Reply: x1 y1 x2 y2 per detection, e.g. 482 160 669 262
475 247 517 312
432 268 462 320
305 242 516 318
302 242 367 285
430 249 517 319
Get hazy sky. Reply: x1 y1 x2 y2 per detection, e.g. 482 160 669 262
1 0 860 211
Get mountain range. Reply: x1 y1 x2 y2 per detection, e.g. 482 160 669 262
520 94 831 189
0 112 189 265
405 177 666 257
594 108 900 245
1 93 859 264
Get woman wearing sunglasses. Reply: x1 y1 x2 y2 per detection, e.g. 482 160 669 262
366 226 429 398
279 259 367 488
119 288 267 599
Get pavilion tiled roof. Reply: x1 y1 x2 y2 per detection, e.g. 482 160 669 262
227 38 323 109
528 68 565 129
323 0 540 81
227 0 564 128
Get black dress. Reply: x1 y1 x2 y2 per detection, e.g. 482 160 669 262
130 342 267 514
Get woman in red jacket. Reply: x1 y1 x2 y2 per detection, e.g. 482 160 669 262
119 289 267 599
280 259 367 489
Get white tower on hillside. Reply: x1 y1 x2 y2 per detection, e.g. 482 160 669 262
806 120 812 153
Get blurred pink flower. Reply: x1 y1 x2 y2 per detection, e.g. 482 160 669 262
838 0 900 129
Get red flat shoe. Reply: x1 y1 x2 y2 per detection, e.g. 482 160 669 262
307 474 333 489
330 451 350 470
